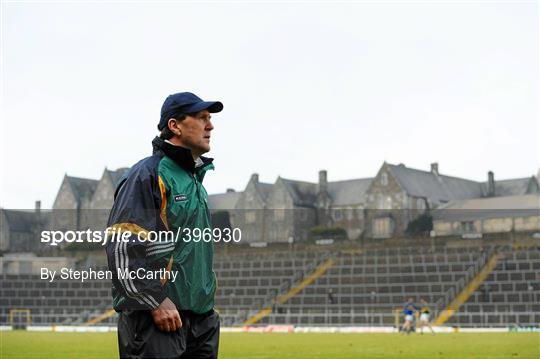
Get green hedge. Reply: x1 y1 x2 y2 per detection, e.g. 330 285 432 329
309 226 347 240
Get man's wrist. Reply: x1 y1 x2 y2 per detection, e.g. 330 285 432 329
150 291 167 310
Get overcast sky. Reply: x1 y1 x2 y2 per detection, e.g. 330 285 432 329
1 1 538 209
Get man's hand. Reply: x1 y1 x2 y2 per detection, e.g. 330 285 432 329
151 297 182 332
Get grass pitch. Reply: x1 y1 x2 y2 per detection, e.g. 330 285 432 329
1 331 539 359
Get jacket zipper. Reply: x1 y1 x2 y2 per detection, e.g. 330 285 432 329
192 173 201 202
193 162 212 203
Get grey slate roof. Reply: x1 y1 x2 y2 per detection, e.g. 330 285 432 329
208 192 242 210
432 194 540 221
107 167 130 187
66 176 98 203
281 178 317 207
2 210 49 232
482 177 537 197
327 178 372 206
387 164 483 204
255 182 273 202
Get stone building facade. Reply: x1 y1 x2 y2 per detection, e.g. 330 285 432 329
264 177 318 243
2 162 538 252
52 175 98 232
45 163 540 243
0 202 48 253
231 174 272 243
214 163 539 242
364 163 539 238
51 168 128 233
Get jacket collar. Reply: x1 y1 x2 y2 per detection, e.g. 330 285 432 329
152 136 213 174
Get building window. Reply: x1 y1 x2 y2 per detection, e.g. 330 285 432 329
461 221 474 233
377 196 392 210
333 209 343 221
416 198 425 210
300 210 307 221
373 217 394 238
381 173 388 186
274 209 285 221
245 211 256 224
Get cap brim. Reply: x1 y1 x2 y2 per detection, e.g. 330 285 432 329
183 101 223 114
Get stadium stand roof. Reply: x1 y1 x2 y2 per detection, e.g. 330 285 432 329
432 194 540 221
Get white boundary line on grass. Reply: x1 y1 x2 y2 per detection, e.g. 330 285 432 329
1 325 530 333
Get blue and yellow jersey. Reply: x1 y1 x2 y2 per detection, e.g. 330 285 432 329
403 302 418 315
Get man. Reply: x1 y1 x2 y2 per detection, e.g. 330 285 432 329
418 298 435 335
327 289 335 304
105 92 223 358
401 297 417 334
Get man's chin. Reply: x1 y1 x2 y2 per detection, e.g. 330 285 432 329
198 145 211 155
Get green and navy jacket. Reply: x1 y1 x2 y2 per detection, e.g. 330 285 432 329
105 137 216 313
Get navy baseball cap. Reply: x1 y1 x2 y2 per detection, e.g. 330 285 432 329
158 92 223 130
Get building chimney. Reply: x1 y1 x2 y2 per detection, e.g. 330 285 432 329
430 162 439 175
250 173 259 183
226 188 235 193
488 171 495 197
318 170 328 193
35 200 41 213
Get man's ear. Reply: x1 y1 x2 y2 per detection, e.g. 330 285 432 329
168 118 182 136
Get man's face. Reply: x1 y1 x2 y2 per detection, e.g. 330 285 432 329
177 110 214 156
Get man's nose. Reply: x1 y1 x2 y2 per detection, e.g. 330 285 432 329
206 120 214 131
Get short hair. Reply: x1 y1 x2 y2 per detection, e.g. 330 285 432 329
159 112 187 140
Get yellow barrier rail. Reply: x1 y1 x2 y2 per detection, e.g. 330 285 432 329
434 252 503 326
244 258 334 326
84 309 116 326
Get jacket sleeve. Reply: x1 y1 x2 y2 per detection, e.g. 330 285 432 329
105 163 168 310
